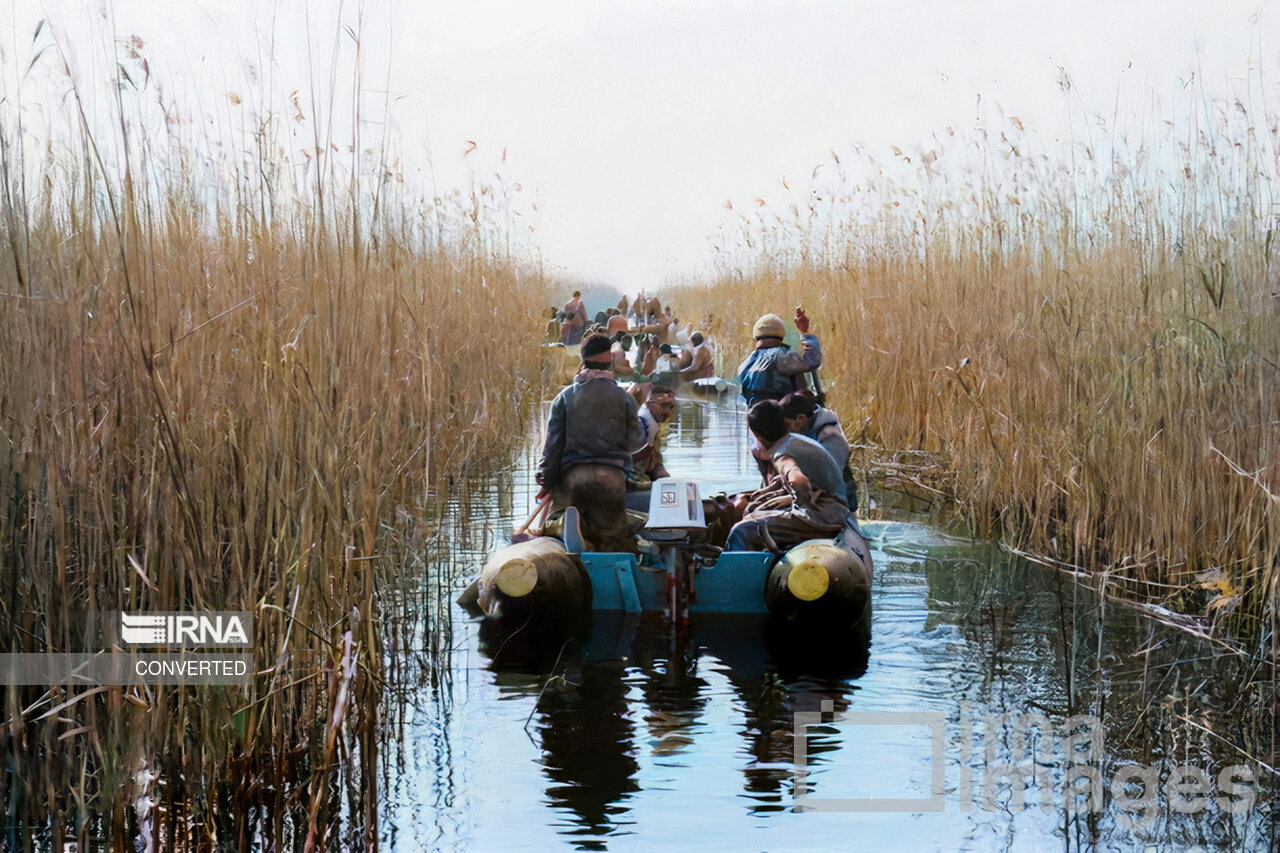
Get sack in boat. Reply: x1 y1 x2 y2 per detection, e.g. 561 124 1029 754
701 492 739 549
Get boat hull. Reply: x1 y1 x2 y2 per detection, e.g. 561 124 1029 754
576 522 872 634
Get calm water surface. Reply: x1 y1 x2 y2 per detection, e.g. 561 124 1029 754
381 394 1276 852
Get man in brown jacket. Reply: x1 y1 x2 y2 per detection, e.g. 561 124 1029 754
536 333 643 552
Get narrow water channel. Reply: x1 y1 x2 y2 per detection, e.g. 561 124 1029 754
382 393 1276 852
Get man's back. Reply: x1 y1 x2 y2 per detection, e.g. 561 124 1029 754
807 407 850 469
772 432 847 505
554 375 641 471
738 346 801 406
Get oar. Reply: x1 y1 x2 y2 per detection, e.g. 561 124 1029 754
511 494 553 543
808 367 827 407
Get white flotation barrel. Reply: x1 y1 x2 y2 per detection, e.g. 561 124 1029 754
477 536 591 620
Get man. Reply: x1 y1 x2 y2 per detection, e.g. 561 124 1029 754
605 315 635 375
780 392 849 470
544 306 562 343
781 391 858 511
561 291 587 345
632 385 677 485
736 307 822 407
678 331 715 380
653 344 680 377
537 332 643 552
725 400 851 552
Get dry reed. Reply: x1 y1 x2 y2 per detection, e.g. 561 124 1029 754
675 80 1279 648
0 19 548 850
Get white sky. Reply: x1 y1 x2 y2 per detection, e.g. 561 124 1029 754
4 0 1277 291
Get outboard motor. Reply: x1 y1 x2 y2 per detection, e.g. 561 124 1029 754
643 479 716 627
644 478 706 538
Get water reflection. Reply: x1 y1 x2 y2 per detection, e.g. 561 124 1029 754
477 611 873 847
382 394 1275 852
536 661 640 847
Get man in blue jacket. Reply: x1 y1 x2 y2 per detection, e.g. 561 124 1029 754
736 307 822 407
537 332 644 552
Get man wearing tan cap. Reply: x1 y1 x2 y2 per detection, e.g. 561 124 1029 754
735 307 822 407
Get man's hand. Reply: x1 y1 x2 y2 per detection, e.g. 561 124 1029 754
641 344 658 374
794 306 810 334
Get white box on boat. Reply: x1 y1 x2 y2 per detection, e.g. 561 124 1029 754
647 478 705 530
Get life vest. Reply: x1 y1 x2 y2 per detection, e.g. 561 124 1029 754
738 346 800 405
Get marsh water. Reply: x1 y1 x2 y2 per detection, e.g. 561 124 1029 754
381 394 1276 852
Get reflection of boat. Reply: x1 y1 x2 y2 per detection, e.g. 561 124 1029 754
462 480 872 639
474 609 870 837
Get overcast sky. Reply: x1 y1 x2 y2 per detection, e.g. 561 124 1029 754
4 1 1277 291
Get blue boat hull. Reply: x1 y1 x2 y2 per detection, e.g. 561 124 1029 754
581 551 775 614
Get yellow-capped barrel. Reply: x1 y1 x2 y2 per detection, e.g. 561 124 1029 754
477 536 591 621
764 529 873 634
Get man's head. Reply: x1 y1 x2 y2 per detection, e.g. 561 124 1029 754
780 392 817 434
646 385 677 422
573 290 582 299
690 331 704 346
752 314 786 342
747 399 788 448
580 332 613 368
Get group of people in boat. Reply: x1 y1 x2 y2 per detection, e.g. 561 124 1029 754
537 293 855 556
546 292 718 383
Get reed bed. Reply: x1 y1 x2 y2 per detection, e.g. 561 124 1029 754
0 29 548 850
675 86 1279 648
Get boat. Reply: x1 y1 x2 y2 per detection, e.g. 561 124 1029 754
685 376 737 397
461 478 872 640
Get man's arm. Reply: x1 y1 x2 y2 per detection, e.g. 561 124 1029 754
536 392 568 495
735 351 756 392
775 455 815 508
777 307 822 375
775 334 822 376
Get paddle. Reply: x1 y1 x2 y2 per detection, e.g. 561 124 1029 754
511 494 553 543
